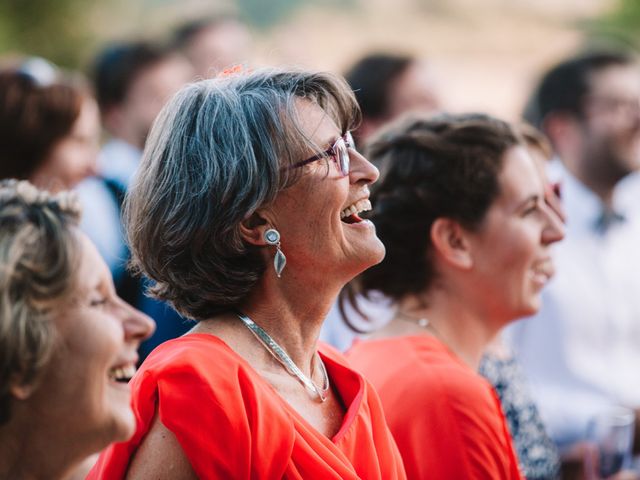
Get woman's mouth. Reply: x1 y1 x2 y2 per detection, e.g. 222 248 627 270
107 364 137 384
340 199 372 224
529 258 555 287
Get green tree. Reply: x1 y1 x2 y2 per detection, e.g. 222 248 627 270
0 0 94 67
236 0 355 30
587 0 640 50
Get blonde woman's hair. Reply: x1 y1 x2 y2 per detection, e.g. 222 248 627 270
0 179 81 424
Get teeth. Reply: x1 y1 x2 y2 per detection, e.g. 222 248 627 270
108 364 137 382
340 199 371 219
530 259 555 281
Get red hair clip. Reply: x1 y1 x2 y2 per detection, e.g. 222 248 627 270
218 64 251 78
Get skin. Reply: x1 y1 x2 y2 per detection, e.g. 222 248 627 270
29 97 100 192
0 232 155 480
184 21 252 79
125 99 384 479
370 146 564 369
358 60 441 144
386 60 441 119
104 55 194 150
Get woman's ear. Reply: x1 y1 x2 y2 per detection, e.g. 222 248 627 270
239 211 270 246
430 218 473 270
10 378 37 400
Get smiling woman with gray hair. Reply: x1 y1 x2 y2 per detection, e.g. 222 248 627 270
88 68 405 479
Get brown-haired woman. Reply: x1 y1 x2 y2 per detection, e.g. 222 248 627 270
347 113 564 479
0 180 154 479
88 68 405 479
0 59 100 191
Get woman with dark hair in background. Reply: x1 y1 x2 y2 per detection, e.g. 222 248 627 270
88 68 405 479
0 180 154 479
0 58 100 191
347 113 564 479
477 124 564 480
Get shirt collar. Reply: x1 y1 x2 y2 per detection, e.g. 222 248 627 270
556 162 628 234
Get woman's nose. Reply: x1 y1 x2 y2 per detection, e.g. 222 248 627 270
541 202 565 245
349 149 380 185
119 300 156 343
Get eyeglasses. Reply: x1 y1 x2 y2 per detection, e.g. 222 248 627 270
583 95 640 123
290 131 355 176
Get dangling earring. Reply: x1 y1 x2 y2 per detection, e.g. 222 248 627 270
264 228 286 278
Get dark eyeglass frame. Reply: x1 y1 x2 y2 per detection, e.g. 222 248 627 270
289 131 355 176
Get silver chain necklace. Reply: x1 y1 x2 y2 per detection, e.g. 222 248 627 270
395 311 448 343
235 311 329 402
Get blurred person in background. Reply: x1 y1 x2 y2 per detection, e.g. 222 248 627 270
76 41 193 358
88 68 405 479
347 113 564 479
172 14 252 79
0 58 100 192
344 52 441 145
506 50 640 468
0 180 154 480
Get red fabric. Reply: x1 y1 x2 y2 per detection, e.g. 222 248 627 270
347 335 524 480
88 334 406 479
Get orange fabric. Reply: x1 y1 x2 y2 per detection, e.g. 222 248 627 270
347 335 524 480
88 334 406 479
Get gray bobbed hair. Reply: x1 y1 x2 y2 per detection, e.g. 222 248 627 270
126 67 360 320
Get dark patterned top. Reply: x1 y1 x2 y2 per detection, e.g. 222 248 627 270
480 350 561 480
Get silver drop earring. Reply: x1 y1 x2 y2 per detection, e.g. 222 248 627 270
264 228 286 277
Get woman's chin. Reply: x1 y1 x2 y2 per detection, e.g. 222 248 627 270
108 407 137 443
104 388 138 443
350 242 386 278
514 296 542 321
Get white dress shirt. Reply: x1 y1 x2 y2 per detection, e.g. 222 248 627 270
506 163 640 449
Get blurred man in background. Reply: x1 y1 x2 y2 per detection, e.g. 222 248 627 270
507 50 640 464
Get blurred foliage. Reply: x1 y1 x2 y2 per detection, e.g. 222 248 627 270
0 0 95 68
586 0 640 51
237 0 303 29
236 0 355 30
0 0 357 68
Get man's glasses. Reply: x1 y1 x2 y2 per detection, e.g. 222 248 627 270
290 131 355 177
583 95 640 123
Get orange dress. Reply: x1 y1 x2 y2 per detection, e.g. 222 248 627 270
88 334 406 479
347 335 523 480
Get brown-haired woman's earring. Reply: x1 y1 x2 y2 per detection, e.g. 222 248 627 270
264 228 286 278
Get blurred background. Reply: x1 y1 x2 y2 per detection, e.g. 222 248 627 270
1 0 639 119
